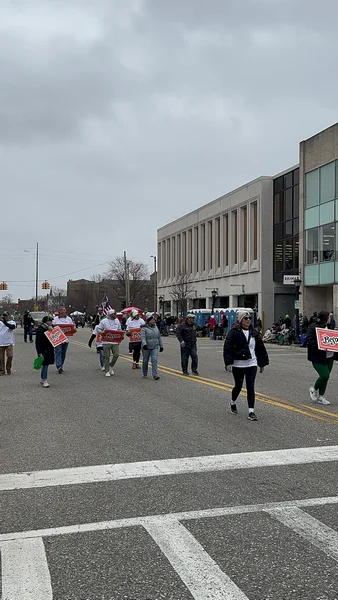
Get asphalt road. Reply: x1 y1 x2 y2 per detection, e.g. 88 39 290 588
1 326 338 600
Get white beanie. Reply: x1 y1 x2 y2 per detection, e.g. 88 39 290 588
107 309 116 317
237 310 250 323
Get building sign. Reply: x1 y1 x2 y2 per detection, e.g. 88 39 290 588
45 326 68 348
316 328 338 352
283 275 300 285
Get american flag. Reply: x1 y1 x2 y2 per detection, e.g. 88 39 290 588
101 294 112 315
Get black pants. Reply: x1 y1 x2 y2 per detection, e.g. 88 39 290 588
130 342 141 363
232 366 257 409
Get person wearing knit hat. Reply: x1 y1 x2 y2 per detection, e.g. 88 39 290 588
141 315 163 380
176 313 199 376
223 309 269 421
126 309 145 369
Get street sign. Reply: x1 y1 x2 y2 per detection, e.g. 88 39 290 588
294 300 300 310
283 275 300 285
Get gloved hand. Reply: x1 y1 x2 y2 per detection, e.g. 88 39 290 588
225 365 232 372
180 341 186 348
259 367 264 373
143 345 148 350
159 347 163 352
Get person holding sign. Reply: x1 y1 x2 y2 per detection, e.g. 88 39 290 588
52 307 75 373
35 315 54 387
126 309 145 369
307 310 337 405
96 309 123 376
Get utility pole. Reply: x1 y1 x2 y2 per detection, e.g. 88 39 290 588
123 250 130 306
35 242 39 309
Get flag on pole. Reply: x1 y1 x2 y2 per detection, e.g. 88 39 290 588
101 294 112 315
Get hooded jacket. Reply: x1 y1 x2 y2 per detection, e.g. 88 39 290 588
223 322 269 368
141 324 163 350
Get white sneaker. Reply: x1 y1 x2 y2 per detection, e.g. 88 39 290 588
109 367 114 375
101 366 105 371
40 380 44 385
318 396 331 405
309 387 319 402
42 381 50 388
105 372 111 377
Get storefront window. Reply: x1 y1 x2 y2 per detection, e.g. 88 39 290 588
320 222 335 262
306 228 318 265
305 169 319 208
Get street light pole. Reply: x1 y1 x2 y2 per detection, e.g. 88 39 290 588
294 276 302 344
35 242 39 309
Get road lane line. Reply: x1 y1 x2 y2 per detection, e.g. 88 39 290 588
0 496 337 544
71 340 338 425
0 446 337 491
144 518 249 600
266 507 338 561
1 537 53 599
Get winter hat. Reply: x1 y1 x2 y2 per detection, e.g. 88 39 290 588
146 314 155 323
131 309 139 318
237 310 251 323
186 313 195 319
107 309 116 317
42 315 53 323
145 311 154 319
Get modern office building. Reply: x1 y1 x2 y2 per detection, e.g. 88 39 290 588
300 123 338 314
157 121 338 325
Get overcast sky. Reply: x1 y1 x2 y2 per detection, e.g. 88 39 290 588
1 0 338 301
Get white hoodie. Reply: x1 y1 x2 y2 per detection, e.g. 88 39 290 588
96 317 121 345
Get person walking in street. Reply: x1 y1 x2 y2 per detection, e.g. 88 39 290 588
0 312 16 375
35 315 54 387
307 311 336 405
88 322 105 371
209 314 217 340
223 310 269 421
52 307 75 373
141 315 163 380
96 309 122 376
329 312 336 330
126 309 145 369
23 310 35 343
176 313 199 376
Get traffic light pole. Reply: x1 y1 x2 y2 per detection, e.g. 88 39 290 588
35 242 39 307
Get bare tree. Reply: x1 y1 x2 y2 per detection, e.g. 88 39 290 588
169 271 195 316
49 287 67 311
105 257 150 308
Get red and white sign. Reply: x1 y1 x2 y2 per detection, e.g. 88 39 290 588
101 330 124 344
129 327 141 343
44 326 68 348
57 323 76 337
316 328 338 352
283 274 300 285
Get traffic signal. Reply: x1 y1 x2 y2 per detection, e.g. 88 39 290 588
0 282 8 290
121 299 126 310
42 281 51 290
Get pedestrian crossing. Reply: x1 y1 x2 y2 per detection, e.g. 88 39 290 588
1 495 338 599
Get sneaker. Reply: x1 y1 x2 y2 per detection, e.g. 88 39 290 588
109 367 114 375
230 403 238 415
129 350 133 355
58 367 63 374
318 396 331 405
6 369 11 375
183 372 189 376
42 381 50 388
40 379 44 385
101 366 105 371
153 375 160 380
248 412 258 421
309 386 319 402
142 374 148 378
105 372 111 377
191 371 199 376
136 364 141 369
132 363 137 369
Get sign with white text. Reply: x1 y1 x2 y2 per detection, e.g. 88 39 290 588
129 328 141 343
57 323 76 337
283 275 300 285
101 330 124 344
316 328 338 352
44 326 68 348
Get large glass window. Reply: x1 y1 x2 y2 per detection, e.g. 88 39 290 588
274 193 281 222
284 188 293 220
305 169 319 208
293 185 299 218
284 172 293 189
320 222 335 262
274 242 283 272
320 161 335 204
306 228 318 265
273 167 299 281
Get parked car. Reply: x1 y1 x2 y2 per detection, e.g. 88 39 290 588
31 311 50 334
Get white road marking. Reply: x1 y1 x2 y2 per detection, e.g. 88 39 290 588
0 495 337 543
1 445 337 491
1 537 53 599
144 518 249 600
266 506 338 561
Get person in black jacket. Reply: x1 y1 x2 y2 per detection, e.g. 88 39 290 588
176 313 199 376
307 310 337 405
23 310 35 343
223 310 269 421
35 315 54 388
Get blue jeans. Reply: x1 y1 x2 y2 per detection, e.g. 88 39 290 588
24 325 33 342
41 364 48 380
142 347 159 377
98 347 104 367
181 345 198 374
55 342 68 369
